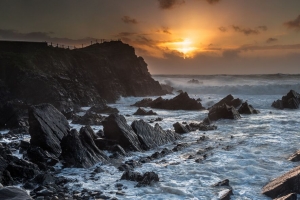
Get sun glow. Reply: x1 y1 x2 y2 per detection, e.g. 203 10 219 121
161 38 198 58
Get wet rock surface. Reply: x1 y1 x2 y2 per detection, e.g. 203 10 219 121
238 102 260 114
133 108 157 115
209 94 242 110
0 186 33 200
72 111 106 125
132 92 205 110
272 90 300 109
207 104 241 121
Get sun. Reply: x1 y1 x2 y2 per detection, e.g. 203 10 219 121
161 38 198 58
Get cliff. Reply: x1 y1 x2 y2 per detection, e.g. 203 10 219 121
0 41 165 112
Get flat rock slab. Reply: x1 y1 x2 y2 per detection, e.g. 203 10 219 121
262 165 300 199
0 186 32 200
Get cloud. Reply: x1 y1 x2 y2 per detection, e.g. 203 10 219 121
284 15 300 31
121 16 138 24
222 49 241 59
219 26 227 32
205 0 221 4
158 0 185 9
115 32 136 37
0 29 101 47
232 25 267 35
157 27 172 34
266 38 278 44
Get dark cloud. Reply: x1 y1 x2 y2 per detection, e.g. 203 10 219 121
205 0 221 4
232 25 267 36
161 27 172 34
158 0 185 9
284 15 300 31
222 49 241 59
115 32 136 37
0 29 101 47
121 16 138 24
266 38 278 44
219 26 227 32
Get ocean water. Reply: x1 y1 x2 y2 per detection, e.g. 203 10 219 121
5 74 300 199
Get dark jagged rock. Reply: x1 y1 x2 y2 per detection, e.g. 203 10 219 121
219 189 233 200
121 171 159 187
27 146 59 167
160 84 174 94
189 122 217 131
288 150 300 162
72 111 106 125
262 165 300 199
88 103 119 114
209 94 242 110
238 102 260 114
213 179 230 187
61 126 108 168
208 104 241 121
0 100 29 129
274 193 297 200
103 114 143 151
173 122 190 134
0 41 165 112
132 92 205 110
32 173 56 186
272 90 300 109
133 108 157 115
28 104 70 158
131 120 180 150
0 186 32 200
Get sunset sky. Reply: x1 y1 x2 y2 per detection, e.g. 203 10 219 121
0 0 300 74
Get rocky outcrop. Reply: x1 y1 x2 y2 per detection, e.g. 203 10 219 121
173 122 190 134
28 104 70 159
208 104 241 121
121 171 159 187
133 108 157 115
0 186 32 200
0 41 165 112
238 102 260 114
132 92 205 110
288 150 300 162
209 94 242 110
262 165 300 199
272 90 300 109
88 102 119 114
103 114 143 151
72 111 106 125
131 120 180 150
61 126 108 168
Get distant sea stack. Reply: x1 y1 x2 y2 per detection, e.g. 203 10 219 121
0 40 165 112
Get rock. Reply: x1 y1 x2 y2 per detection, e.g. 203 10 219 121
209 94 242 110
72 111 106 125
213 179 230 187
88 103 119 114
187 79 202 84
133 108 157 115
262 165 300 198
160 84 174 94
103 114 143 151
208 104 241 121
173 122 190 134
61 127 108 168
27 146 59 167
136 172 159 187
131 120 180 150
272 90 300 109
29 104 70 158
288 150 300 162
274 193 297 200
0 186 32 200
219 189 233 200
121 171 159 187
132 92 205 110
189 122 217 131
238 102 260 114
0 100 29 129
32 173 56 185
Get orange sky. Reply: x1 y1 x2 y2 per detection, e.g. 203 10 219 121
0 0 300 74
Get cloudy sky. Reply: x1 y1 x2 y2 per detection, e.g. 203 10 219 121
0 0 300 74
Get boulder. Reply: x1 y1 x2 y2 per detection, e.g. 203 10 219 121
208 104 241 121
219 189 233 200
28 104 70 158
61 127 108 168
103 114 143 151
132 92 205 110
212 179 230 187
272 90 300 109
189 122 217 131
88 102 119 114
274 193 297 200
121 171 159 187
238 102 260 114
173 122 190 134
131 120 180 150
262 165 300 198
72 111 106 125
209 94 242 110
0 186 32 200
133 108 157 115
288 150 300 162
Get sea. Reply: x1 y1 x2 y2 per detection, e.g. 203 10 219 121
2 74 300 199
